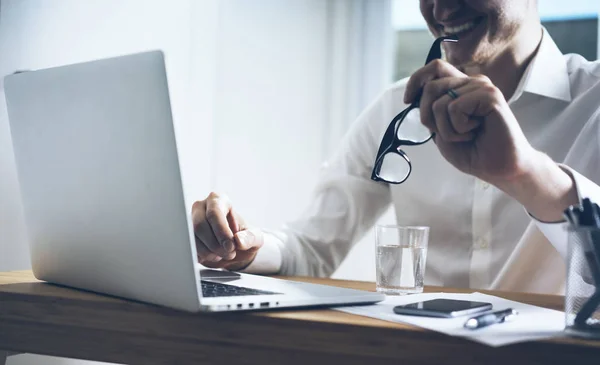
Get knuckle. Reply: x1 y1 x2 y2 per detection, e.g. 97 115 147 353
205 208 220 222
447 100 460 114
483 84 502 99
208 191 230 205
192 200 205 213
432 99 446 114
430 59 445 71
423 81 436 96
473 74 491 83
218 237 230 248
209 192 230 208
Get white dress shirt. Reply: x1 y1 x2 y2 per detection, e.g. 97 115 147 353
244 30 600 295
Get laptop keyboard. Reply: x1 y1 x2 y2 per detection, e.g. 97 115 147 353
201 280 279 297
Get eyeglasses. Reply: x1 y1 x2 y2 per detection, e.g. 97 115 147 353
371 35 458 184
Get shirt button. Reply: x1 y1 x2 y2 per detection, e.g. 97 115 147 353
481 181 490 190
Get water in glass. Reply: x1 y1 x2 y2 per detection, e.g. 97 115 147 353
376 245 427 295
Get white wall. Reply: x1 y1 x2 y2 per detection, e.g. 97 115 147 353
329 0 395 281
0 0 212 269
0 1 391 363
0 0 212 364
211 0 329 228
211 0 393 282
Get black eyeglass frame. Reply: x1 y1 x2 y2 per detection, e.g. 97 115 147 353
371 35 458 184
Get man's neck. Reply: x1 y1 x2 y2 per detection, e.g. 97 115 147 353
462 26 543 101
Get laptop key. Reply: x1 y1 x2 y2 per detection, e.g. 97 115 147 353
201 280 280 298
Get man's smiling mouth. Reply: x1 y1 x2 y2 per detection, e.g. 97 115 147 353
442 17 484 37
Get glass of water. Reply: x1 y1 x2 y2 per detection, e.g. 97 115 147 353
375 225 429 295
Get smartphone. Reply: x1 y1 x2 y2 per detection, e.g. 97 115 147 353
393 299 492 318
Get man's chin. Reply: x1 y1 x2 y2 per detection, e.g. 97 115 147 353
445 45 486 68
445 52 474 68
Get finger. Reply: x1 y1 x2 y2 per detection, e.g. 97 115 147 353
205 193 236 253
196 218 236 259
200 257 229 269
404 59 466 104
448 83 501 119
419 77 470 139
227 208 242 233
420 76 470 113
234 228 264 251
200 261 224 269
432 82 486 141
195 236 223 263
192 200 230 258
444 85 505 144
446 83 487 134
431 97 462 142
191 200 206 226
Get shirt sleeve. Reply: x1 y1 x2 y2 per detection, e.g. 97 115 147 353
240 231 284 275
533 107 600 259
242 87 397 277
533 166 600 259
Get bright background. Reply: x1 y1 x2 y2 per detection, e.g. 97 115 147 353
0 1 598 363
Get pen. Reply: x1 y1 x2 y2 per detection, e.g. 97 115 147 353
464 308 518 330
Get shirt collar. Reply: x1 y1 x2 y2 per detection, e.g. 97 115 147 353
509 27 572 103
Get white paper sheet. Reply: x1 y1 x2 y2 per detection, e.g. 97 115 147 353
335 292 565 347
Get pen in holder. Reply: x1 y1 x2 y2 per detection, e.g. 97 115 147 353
564 199 600 340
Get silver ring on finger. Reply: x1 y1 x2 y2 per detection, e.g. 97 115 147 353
446 88 459 100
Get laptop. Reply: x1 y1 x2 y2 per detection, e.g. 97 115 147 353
3 50 384 312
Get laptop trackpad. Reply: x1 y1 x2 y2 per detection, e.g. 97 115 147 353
200 269 241 282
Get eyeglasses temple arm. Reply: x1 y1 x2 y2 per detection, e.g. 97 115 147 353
424 35 458 65
413 35 459 106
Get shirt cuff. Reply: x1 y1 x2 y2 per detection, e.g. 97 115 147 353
531 164 600 259
240 231 283 275
534 219 569 258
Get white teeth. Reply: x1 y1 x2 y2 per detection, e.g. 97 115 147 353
444 20 477 35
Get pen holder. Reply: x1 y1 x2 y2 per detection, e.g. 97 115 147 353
565 227 600 340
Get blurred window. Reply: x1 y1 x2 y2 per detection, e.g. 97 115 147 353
391 0 599 81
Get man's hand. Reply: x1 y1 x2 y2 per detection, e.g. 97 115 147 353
404 59 537 183
192 192 264 270
403 60 578 222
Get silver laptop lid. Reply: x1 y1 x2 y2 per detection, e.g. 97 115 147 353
4 51 202 311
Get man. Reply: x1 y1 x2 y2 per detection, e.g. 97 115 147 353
192 0 600 294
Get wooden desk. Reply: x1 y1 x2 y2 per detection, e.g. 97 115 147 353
1 271 599 365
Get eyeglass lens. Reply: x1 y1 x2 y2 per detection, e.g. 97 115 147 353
378 108 429 183
378 151 411 183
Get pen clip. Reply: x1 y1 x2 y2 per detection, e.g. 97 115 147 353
501 309 518 323
463 309 518 330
